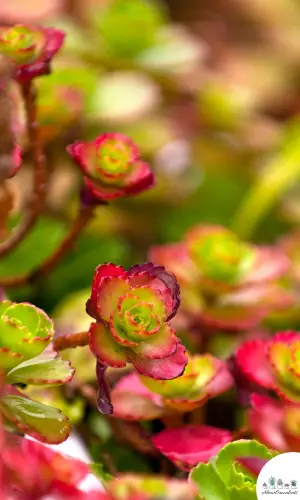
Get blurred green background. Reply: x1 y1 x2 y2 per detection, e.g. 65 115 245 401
4 0 300 313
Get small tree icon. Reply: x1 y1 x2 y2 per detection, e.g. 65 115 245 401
291 480 297 488
277 479 283 488
269 477 276 488
263 482 268 488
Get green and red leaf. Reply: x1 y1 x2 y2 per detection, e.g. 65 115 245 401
89 321 127 367
0 394 71 444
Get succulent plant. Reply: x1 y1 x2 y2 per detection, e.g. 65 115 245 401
87 263 187 380
0 300 74 443
150 224 291 331
190 440 277 499
67 133 154 202
237 331 300 403
0 24 65 83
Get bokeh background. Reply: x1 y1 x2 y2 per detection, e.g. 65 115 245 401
2 0 300 474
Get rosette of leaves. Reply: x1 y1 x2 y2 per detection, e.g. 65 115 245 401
67 133 154 202
0 24 65 83
190 440 277 500
237 331 300 403
0 300 74 443
87 262 187 380
150 224 291 331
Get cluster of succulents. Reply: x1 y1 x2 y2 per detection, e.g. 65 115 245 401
1 5 300 500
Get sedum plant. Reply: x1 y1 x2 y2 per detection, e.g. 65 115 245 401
0 5 299 500
0 300 73 443
190 440 277 500
150 224 291 331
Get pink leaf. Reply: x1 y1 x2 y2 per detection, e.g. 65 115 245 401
152 424 232 470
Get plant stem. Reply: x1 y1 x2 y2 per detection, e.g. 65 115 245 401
0 204 94 287
53 331 89 351
0 82 46 257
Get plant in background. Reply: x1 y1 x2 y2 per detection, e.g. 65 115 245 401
2 435 90 498
236 331 300 403
0 1 300 498
249 394 300 452
150 224 291 332
100 474 197 500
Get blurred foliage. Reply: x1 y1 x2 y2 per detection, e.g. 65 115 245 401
3 0 300 481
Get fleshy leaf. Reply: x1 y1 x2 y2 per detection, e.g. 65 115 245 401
228 485 257 500
0 348 23 373
4 303 41 336
0 395 71 444
152 424 232 470
190 462 230 500
236 340 274 389
250 394 287 452
0 300 12 316
140 354 217 399
87 263 127 320
6 350 75 386
89 321 127 367
129 342 187 380
97 276 131 322
215 440 277 488
111 372 165 420
0 303 54 361
132 324 178 359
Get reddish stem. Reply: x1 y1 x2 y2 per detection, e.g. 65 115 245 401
53 331 89 351
0 82 46 257
0 204 94 287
